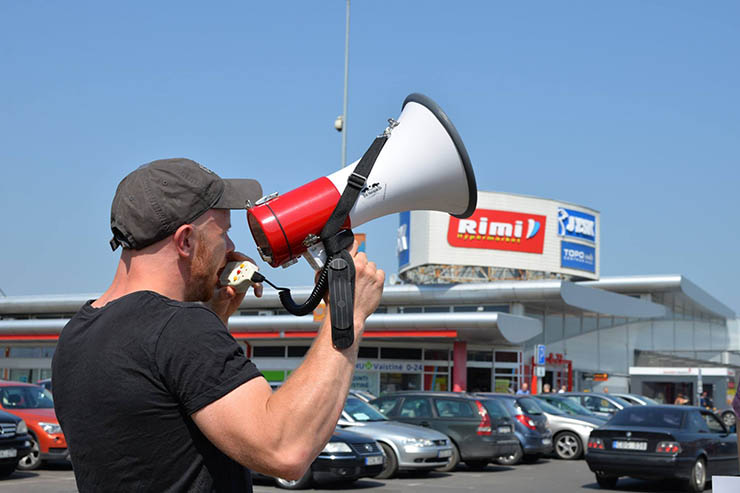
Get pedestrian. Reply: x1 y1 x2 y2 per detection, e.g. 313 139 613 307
542 383 551 393
516 382 531 395
558 385 567 393
700 391 714 409
674 393 689 405
51 158 385 492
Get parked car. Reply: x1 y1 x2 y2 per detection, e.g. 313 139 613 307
534 398 601 460
254 428 384 490
536 394 606 422
338 394 453 478
0 410 33 478
474 393 553 465
611 392 659 406
586 405 738 491
561 392 633 419
36 379 52 393
369 391 518 471
349 390 377 403
0 381 68 470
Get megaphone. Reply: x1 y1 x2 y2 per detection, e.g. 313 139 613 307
247 93 477 269
244 93 476 349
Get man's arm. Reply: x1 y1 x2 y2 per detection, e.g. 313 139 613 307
192 245 384 479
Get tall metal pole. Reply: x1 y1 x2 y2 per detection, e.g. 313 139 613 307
341 0 350 168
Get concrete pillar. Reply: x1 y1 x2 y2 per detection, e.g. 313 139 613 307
453 341 467 392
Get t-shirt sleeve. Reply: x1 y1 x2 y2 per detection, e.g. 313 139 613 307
155 306 263 415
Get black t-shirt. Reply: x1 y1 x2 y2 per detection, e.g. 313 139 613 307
51 291 262 492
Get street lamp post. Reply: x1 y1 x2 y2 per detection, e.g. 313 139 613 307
341 0 350 169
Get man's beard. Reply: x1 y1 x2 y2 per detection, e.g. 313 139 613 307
185 233 220 302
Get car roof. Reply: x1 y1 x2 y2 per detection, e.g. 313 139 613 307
0 380 40 388
373 391 478 399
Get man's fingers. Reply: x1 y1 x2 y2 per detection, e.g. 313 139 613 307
348 240 359 257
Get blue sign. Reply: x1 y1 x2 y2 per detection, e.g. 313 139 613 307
561 241 596 273
397 211 410 270
536 344 546 366
557 207 596 244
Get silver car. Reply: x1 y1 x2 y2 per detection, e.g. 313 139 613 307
337 395 453 479
535 398 603 460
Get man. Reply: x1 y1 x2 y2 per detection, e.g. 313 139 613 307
51 158 385 492
516 382 530 395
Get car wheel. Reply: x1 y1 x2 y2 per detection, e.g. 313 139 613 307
496 443 523 466
0 464 16 478
554 431 583 460
686 457 707 492
17 434 41 471
595 471 618 488
464 459 489 470
434 442 460 473
722 411 736 428
374 442 398 479
275 468 312 490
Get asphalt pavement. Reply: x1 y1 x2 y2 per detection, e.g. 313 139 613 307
0 459 720 493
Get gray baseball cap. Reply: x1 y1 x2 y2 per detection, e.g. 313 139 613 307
109 158 262 250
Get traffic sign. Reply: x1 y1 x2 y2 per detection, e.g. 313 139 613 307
535 366 546 377
536 344 546 366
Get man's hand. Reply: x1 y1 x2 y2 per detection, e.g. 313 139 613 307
209 252 263 325
347 241 384 337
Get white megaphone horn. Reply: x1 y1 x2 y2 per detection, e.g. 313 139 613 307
247 93 477 270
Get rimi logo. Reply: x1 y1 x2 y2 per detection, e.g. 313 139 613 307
447 209 547 254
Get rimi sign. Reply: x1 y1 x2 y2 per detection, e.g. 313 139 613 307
448 209 547 254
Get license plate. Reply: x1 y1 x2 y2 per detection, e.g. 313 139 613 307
497 426 511 433
613 440 647 451
366 455 383 466
438 449 453 458
542 438 552 445
0 449 17 459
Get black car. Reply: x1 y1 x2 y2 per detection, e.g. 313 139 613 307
369 391 518 471
0 410 33 478
474 393 554 464
586 405 738 492
255 428 384 490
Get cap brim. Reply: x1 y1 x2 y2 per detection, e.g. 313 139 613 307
214 179 263 209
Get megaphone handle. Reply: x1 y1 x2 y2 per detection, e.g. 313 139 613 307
327 250 356 349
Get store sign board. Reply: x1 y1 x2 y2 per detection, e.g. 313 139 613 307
356 360 425 372
448 209 547 254
558 207 597 244
561 241 596 273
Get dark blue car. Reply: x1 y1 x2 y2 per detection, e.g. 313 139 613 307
474 393 553 465
586 405 738 492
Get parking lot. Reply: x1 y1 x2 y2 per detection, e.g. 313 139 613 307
0 459 720 493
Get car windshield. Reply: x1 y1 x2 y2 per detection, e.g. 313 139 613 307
516 397 543 415
1 385 54 409
535 398 567 416
608 395 634 408
345 397 388 422
608 407 684 429
542 396 596 416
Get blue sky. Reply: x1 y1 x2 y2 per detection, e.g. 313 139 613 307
1 2 738 314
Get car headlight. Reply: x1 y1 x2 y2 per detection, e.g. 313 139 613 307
15 420 28 435
39 422 62 435
322 442 353 453
402 438 435 447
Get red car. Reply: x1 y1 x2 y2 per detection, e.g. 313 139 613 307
0 380 68 470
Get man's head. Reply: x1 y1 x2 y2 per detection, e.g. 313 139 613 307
109 158 262 251
521 382 529 390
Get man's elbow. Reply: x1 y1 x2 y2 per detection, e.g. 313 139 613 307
270 445 316 480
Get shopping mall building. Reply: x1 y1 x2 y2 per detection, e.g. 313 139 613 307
1 191 737 409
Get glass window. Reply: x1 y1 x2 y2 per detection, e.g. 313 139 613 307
358 346 379 358
380 373 422 394
545 311 564 342
372 397 400 416
564 313 581 337
516 397 543 415
344 397 387 422
583 312 597 332
583 396 617 414
401 306 422 313
609 407 684 429
287 346 309 357
481 399 509 419
424 349 449 361
424 306 450 313
495 351 519 363
467 350 493 362
688 411 709 432
483 305 509 313
0 385 54 409
399 397 433 418
380 347 422 360
434 398 474 418
453 306 479 312
703 412 726 433
253 346 285 357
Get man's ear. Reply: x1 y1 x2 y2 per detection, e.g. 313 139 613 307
173 224 196 258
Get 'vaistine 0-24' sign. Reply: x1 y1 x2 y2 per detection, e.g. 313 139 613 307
447 209 547 254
